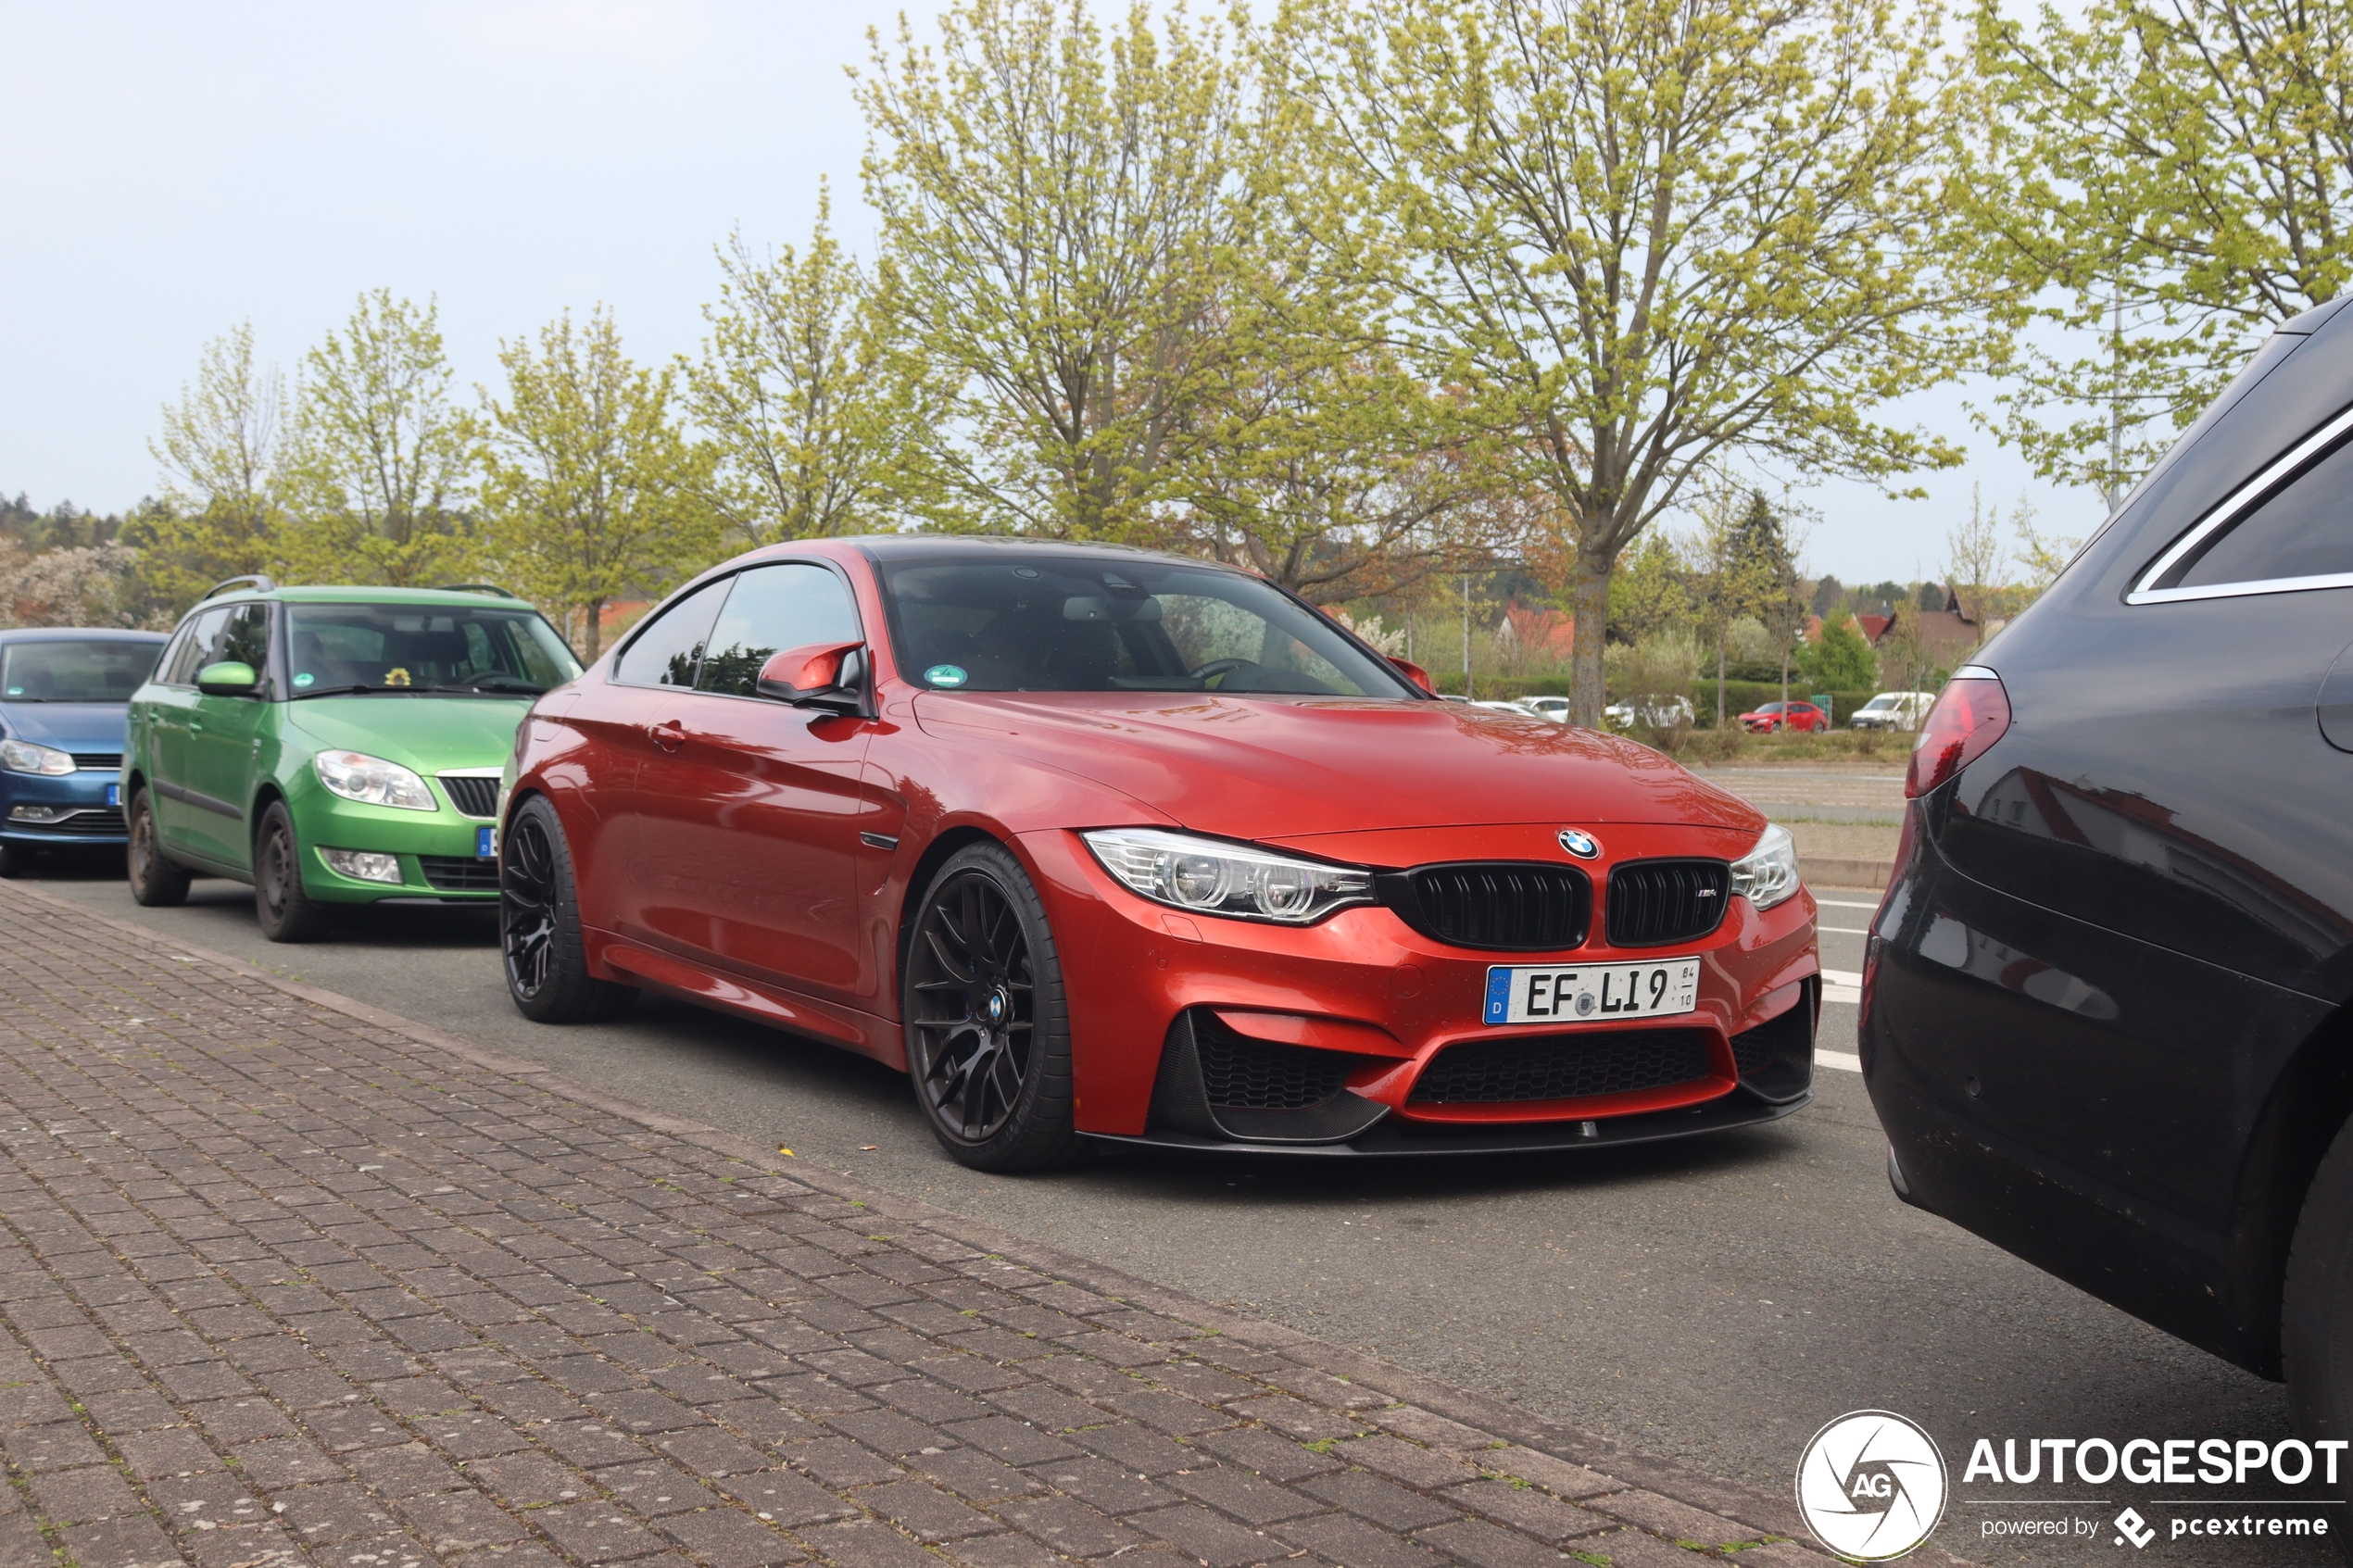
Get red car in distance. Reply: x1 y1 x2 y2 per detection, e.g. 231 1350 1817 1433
1737 699 1830 734
498 538 1821 1170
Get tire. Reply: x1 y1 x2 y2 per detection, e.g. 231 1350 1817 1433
125 788 191 907
901 841 1076 1172
0 843 31 879
501 795 635 1023
2285 1114 2353 1534
253 799 331 943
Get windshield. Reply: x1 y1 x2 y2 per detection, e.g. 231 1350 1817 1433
877 555 1416 697
285 603 581 696
1858 696 1895 710
0 639 161 702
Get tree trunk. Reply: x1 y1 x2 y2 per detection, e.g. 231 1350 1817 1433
1568 552 1608 727
1716 633 1727 729
1780 648 1790 708
583 598 605 661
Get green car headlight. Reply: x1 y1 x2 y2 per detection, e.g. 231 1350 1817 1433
314 749 436 811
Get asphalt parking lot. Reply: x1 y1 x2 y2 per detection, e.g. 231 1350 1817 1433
19 852 2320 1566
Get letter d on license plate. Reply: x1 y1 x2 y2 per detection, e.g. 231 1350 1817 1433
1483 959 1700 1025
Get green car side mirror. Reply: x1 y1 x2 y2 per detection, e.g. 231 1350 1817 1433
195 660 261 696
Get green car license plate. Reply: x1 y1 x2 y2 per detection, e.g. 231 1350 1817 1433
476 825 497 859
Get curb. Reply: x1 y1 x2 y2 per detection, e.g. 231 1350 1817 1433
6 878 1970 1566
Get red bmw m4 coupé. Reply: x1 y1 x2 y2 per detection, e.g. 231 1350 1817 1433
499 537 1820 1169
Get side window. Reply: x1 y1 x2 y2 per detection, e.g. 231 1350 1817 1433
162 609 231 685
2175 433 2353 590
219 604 270 673
694 565 862 697
613 577 731 688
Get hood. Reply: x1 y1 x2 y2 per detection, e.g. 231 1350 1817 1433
286 695 533 771
913 692 1761 839
0 701 132 754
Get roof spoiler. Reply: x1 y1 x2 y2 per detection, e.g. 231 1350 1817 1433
434 583 522 599
201 574 277 600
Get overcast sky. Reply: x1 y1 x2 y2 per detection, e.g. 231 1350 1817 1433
1 0 2086 585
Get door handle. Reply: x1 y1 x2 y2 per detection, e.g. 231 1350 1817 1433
650 720 686 753
189 721 205 734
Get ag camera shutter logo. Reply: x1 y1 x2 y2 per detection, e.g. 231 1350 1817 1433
1795 1410 1948 1561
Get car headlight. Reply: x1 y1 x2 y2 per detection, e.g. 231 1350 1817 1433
0 739 74 776
314 750 437 811
1730 822 1799 910
1082 827 1374 925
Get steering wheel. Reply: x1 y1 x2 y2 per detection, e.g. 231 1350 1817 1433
1190 658 1259 684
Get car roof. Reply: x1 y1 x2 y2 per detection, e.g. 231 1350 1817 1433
0 626 169 642
838 533 1252 576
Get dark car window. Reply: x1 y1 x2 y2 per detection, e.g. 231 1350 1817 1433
876 555 1416 697
614 577 731 689
219 604 270 674
161 609 231 686
695 565 862 697
2174 429 2353 590
0 639 162 702
284 602 580 696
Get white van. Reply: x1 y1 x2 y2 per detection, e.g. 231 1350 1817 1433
1848 690 1935 732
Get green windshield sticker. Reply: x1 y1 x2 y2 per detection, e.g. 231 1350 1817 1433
4 687 20 697
294 672 315 688
924 664 969 688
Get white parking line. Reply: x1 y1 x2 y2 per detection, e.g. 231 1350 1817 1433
1819 1049 1862 1073
1820 966 1862 1007
1814 897 1879 909
1820 926 1871 935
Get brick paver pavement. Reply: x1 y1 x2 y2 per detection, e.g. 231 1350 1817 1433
0 882 1923 1568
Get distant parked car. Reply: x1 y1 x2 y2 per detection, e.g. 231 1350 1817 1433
1848 691 1934 732
1520 696 1572 722
1604 696 1695 731
1471 699 1544 720
1737 699 1829 734
0 628 170 877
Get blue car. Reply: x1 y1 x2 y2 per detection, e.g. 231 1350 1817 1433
0 628 171 876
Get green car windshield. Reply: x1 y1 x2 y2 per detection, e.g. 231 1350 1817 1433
285 603 581 697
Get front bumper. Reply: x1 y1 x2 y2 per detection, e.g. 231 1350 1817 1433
289 784 499 904
1019 826 1820 1147
0 768 126 847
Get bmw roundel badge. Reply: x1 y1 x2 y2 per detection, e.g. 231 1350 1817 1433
1558 828 1601 859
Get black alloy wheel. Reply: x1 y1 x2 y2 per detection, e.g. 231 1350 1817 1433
500 795 633 1023
125 788 191 906
253 799 329 943
903 843 1076 1171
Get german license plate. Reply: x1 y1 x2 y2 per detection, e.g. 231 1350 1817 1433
106 783 120 807
1483 958 1701 1025
476 825 497 859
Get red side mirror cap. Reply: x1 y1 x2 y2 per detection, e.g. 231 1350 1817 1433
1390 656 1436 696
757 641 866 712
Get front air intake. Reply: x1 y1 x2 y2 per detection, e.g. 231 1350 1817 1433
1410 1027 1715 1104
1378 862 1590 952
1604 859 1730 947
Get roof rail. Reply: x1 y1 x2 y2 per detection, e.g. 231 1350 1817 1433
201 574 277 600
434 583 522 599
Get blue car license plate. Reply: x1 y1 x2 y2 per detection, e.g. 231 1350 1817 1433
106 783 120 808
476 825 497 859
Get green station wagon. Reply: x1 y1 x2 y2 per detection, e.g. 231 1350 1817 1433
125 578 582 940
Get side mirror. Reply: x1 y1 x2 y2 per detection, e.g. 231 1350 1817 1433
195 660 261 696
756 641 866 715
1389 656 1436 696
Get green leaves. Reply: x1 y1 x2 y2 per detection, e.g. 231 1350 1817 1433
1967 0 2353 496
480 307 720 659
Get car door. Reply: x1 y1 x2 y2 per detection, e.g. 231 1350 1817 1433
180 603 274 867
144 608 229 852
625 561 875 1002
567 574 733 929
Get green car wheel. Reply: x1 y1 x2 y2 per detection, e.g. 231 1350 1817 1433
255 800 332 944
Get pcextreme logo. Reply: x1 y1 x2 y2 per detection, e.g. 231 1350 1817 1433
1796 1410 1950 1561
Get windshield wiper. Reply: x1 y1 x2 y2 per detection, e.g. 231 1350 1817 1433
417 680 548 696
